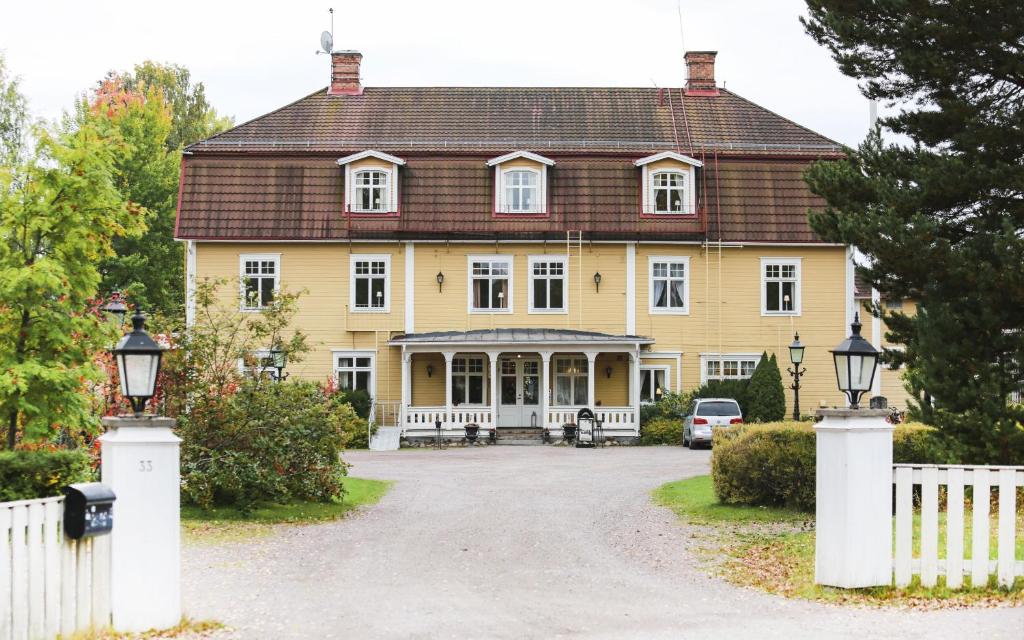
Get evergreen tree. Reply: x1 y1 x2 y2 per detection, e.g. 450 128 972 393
802 1 1024 462
745 352 786 423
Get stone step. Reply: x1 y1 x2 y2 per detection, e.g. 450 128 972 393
495 427 545 444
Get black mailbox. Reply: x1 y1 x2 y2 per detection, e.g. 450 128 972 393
62 483 116 540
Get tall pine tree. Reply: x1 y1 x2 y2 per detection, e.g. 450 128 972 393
802 1 1024 463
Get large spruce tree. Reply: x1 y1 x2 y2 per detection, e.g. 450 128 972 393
802 2 1024 462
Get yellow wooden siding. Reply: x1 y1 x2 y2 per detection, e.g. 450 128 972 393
860 299 917 410
594 353 629 406
411 353 445 406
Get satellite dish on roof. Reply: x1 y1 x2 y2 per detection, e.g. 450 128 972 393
320 30 334 54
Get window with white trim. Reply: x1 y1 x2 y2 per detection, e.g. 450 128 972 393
452 357 485 405
652 171 686 213
240 254 279 311
649 257 689 313
334 353 374 394
470 257 512 312
702 354 761 383
504 169 538 213
762 259 801 315
352 169 390 212
885 298 903 310
528 256 567 313
640 366 669 403
350 255 390 312
239 350 278 380
553 357 588 406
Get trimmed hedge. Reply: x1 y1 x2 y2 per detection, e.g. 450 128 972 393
0 450 94 502
639 417 682 445
711 422 950 511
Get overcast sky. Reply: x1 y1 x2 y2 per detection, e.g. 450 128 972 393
1 0 873 147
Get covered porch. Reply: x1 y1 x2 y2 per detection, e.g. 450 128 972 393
390 329 655 439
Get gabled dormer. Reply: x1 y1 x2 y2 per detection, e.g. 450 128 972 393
487 151 555 216
337 150 406 216
634 151 703 216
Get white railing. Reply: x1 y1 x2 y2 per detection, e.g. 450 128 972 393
892 464 1024 589
546 407 637 432
1 496 111 640
403 406 494 431
372 401 401 427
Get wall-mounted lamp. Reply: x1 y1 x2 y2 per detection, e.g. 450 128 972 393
436 271 444 293
604 366 613 379
593 272 602 292
426 364 434 378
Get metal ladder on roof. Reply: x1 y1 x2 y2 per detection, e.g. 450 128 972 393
567 230 583 329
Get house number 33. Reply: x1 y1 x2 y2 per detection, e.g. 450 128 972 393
138 460 154 472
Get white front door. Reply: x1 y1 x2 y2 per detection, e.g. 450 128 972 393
496 358 542 427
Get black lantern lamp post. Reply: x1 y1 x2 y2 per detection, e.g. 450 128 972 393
269 346 288 382
787 332 806 420
830 313 880 409
101 291 128 326
112 309 163 417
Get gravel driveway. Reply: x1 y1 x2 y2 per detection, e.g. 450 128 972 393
183 447 1022 639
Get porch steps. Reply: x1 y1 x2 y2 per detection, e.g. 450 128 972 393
495 427 545 445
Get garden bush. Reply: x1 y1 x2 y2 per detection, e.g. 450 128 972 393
693 379 751 417
711 421 951 511
178 379 349 513
639 391 693 426
331 388 372 421
744 353 786 422
639 417 683 445
328 396 377 449
0 450 94 502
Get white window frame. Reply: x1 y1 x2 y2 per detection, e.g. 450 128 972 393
451 355 487 407
467 255 513 314
352 169 390 213
552 356 589 407
239 253 280 312
238 349 279 380
650 170 688 214
639 365 671 404
495 166 547 214
700 353 762 385
639 164 697 215
344 164 399 214
648 256 690 315
332 350 376 397
527 255 568 314
349 254 391 313
760 257 802 316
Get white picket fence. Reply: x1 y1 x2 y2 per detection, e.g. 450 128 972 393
1 496 111 640
893 464 1024 589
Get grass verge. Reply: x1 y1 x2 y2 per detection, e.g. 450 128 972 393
654 475 1023 609
182 476 392 543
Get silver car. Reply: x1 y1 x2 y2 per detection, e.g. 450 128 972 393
682 398 743 449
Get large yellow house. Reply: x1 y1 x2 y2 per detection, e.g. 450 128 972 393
175 50 859 441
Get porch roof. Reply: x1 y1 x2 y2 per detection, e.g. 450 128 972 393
389 328 654 348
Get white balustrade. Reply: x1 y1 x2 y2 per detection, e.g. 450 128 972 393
545 406 637 432
403 406 493 431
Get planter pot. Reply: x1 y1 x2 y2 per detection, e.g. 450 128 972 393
563 424 578 443
465 424 479 443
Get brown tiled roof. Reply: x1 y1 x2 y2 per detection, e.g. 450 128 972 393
187 87 843 155
175 154 832 243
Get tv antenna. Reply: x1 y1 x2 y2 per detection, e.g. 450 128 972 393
317 8 334 55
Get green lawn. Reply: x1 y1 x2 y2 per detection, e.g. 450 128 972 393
654 475 1023 607
182 476 392 543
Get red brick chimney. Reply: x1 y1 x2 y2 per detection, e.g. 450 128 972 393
684 51 719 96
328 50 362 96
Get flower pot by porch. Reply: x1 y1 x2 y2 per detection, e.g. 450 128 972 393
465 424 480 443
563 424 578 443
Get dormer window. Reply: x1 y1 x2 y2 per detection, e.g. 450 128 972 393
337 150 406 215
487 151 554 215
652 171 686 213
634 151 703 216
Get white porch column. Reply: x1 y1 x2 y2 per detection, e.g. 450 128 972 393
632 349 642 429
400 349 411 430
539 351 553 430
814 408 893 588
585 351 597 412
487 351 501 433
443 351 455 426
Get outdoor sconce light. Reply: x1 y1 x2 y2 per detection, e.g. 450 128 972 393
112 309 163 417
269 346 289 382
605 366 613 379
787 332 806 420
426 364 434 378
593 272 602 292
830 313 879 410
436 271 445 293
101 291 128 326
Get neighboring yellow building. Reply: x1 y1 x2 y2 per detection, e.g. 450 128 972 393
176 50 859 440
855 274 917 411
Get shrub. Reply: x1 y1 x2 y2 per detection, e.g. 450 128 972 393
332 388 372 421
694 379 751 417
179 379 349 513
711 421 951 511
329 397 377 449
0 450 94 502
639 391 693 426
640 417 683 445
744 352 786 422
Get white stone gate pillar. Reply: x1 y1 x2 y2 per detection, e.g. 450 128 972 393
814 408 893 588
99 416 181 631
